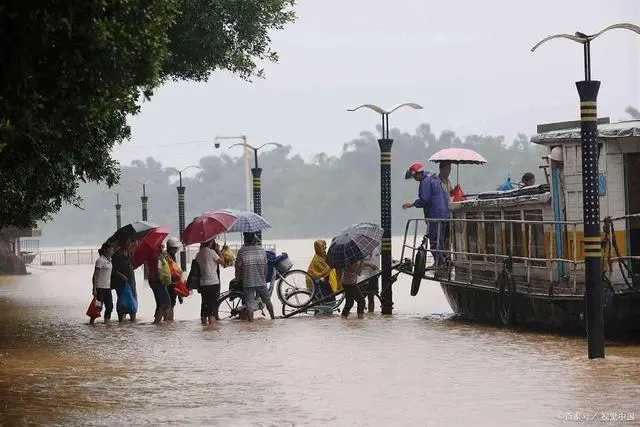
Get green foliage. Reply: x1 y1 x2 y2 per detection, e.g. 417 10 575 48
0 1 296 228
40 123 542 245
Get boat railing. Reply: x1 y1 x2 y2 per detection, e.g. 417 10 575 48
401 215 640 293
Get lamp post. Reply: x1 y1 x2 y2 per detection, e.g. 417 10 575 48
174 165 202 270
347 103 423 315
532 22 640 359
219 136 283 240
135 181 150 222
115 193 122 230
214 136 252 211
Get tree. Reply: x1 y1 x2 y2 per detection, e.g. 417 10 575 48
0 1 296 228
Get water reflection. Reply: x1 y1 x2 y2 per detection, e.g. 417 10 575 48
0 239 639 425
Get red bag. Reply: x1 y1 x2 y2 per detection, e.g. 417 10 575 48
174 280 190 298
86 296 102 319
452 184 466 202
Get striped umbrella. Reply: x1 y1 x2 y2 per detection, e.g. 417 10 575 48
218 209 271 233
327 223 382 269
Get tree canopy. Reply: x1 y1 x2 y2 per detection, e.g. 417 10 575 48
0 1 296 228
40 122 543 245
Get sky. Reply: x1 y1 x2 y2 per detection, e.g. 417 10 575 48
113 0 640 169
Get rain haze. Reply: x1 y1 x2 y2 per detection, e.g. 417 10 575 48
117 0 640 166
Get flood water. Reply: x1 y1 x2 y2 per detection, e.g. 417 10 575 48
1 238 639 426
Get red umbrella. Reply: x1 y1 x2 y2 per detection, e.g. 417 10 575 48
132 226 169 268
182 211 237 245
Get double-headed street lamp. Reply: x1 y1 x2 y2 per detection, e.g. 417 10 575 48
532 22 640 359
228 141 283 217
347 103 423 315
174 165 202 270
216 136 283 240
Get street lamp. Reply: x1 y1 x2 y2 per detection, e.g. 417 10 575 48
228 141 282 215
347 103 423 315
214 136 252 211
532 22 640 359
173 165 202 270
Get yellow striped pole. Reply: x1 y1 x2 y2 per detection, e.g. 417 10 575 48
379 138 393 314
577 79 604 358
251 167 263 240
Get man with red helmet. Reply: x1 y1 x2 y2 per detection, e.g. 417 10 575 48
403 161 451 271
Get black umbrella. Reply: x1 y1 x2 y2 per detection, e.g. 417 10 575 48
327 224 383 269
110 221 158 244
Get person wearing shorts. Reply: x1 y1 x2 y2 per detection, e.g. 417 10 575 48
235 232 273 321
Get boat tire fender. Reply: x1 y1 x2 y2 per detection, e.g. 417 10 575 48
411 249 427 296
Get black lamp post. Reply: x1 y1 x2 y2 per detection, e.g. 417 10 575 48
221 137 283 241
175 165 202 270
532 22 640 359
139 183 149 222
347 103 423 315
115 193 122 230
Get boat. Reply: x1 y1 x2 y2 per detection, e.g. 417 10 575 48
400 119 640 337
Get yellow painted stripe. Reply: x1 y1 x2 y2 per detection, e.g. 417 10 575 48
583 236 601 242
580 108 597 114
580 101 597 107
581 117 598 122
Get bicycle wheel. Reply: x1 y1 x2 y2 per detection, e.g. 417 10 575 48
277 269 315 307
281 289 314 317
216 291 244 319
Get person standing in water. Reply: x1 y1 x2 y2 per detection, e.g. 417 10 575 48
196 239 222 325
235 232 273 321
164 237 183 321
111 240 137 322
91 242 114 324
147 243 171 324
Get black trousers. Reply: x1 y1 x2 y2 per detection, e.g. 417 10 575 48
342 284 365 317
200 285 220 317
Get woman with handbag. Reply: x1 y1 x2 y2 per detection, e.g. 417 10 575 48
91 242 114 324
165 237 190 321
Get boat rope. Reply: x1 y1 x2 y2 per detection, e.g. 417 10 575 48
601 216 633 289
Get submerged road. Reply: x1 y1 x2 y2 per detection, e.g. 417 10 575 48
1 244 639 425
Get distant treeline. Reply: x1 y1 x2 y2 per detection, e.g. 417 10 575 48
40 123 541 246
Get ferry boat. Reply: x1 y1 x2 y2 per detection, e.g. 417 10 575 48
401 119 640 337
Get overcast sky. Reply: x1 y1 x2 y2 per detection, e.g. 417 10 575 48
114 0 640 169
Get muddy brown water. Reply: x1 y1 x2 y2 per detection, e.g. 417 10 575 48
1 238 639 426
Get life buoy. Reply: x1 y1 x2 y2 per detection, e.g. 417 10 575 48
411 249 427 296
496 270 515 326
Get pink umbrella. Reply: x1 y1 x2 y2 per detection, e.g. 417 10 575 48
182 211 237 245
428 148 487 165
428 148 488 198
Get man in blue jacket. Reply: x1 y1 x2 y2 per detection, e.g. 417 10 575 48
403 161 451 269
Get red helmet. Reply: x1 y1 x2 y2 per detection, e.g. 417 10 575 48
405 162 425 179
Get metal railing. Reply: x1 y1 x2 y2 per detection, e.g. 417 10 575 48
400 214 640 293
32 242 277 266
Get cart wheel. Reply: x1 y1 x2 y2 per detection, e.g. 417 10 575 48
277 269 315 307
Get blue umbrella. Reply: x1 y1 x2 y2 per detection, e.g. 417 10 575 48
327 223 382 269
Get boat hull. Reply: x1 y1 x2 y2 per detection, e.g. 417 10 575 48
439 280 640 338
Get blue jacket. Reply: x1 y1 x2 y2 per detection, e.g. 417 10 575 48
414 173 450 219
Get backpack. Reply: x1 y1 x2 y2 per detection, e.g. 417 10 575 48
186 259 201 290
158 256 172 286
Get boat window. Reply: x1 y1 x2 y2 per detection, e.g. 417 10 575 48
504 210 524 258
484 211 501 260
524 210 545 260
466 212 482 260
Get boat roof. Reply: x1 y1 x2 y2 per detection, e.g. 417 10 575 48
531 120 640 145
